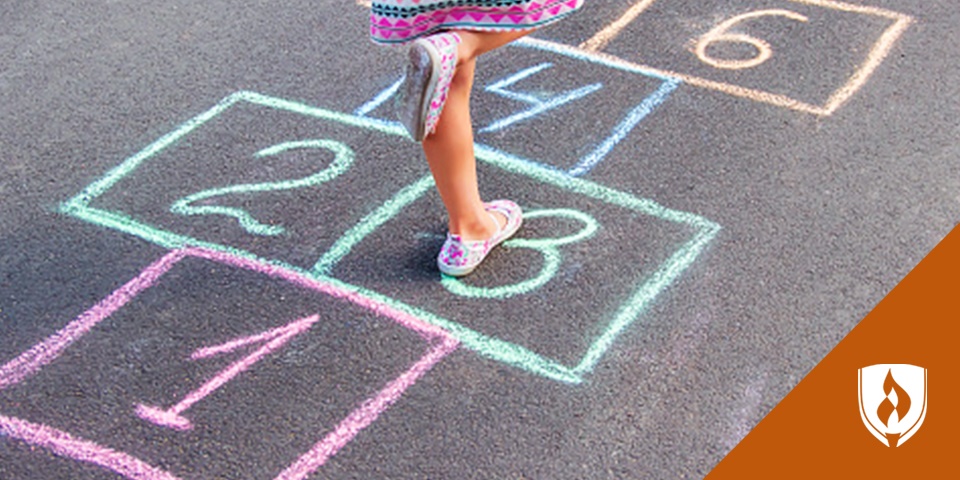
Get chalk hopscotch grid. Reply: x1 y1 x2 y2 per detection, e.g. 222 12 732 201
314 142 720 384
58 91 720 384
354 0 911 116
0 247 459 480
354 38 682 177
577 0 913 115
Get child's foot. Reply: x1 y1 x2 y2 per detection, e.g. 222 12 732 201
437 200 523 277
395 32 461 142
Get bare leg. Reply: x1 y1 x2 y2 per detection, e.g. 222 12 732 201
421 29 534 241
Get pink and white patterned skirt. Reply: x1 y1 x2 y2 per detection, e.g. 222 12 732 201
370 0 585 44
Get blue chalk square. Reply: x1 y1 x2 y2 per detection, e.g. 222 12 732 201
356 39 679 176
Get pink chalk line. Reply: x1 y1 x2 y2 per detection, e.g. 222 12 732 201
0 250 188 391
136 315 321 431
0 248 459 479
184 247 453 342
275 336 458 480
0 414 181 480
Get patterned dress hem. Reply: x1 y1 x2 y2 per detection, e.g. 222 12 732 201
370 0 584 45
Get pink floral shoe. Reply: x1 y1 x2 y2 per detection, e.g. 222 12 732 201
396 32 461 142
437 200 523 277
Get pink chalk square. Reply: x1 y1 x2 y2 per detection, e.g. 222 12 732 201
0 248 458 480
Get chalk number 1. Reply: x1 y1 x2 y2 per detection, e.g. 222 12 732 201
135 316 319 431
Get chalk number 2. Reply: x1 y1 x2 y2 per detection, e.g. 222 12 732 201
170 139 355 236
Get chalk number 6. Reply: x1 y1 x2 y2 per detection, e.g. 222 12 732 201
694 9 808 70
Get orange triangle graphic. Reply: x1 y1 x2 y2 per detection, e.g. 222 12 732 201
708 224 959 478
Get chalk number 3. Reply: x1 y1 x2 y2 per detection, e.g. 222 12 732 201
442 209 599 299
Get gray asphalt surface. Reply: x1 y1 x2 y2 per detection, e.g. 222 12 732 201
1 0 958 478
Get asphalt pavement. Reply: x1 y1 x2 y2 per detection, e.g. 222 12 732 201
1 0 958 478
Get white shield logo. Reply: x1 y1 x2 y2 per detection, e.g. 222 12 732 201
858 364 927 447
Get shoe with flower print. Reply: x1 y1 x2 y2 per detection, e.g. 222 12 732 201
395 32 461 142
437 200 523 277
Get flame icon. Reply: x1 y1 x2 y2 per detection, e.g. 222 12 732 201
858 364 927 448
876 369 911 429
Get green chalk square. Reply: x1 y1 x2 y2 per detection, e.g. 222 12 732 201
59 91 428 269
318 144 720 384
60 92 720 384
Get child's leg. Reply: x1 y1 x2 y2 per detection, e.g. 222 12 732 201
422 29 534 241
457 30 534 62
422 57 487 239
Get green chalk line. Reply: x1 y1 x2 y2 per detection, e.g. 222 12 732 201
58 91 721 385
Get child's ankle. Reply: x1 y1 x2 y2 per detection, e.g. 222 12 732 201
450 212 505 241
